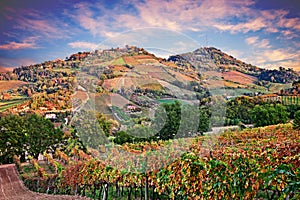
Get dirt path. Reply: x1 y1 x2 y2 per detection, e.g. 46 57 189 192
0 164 89 200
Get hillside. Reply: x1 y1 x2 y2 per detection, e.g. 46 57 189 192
169 47 298 83
168 47 298 95
0 46 299 115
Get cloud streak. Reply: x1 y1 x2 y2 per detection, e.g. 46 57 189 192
0 41 37 50
4 8 71 40
68 0 300 37
245 36 271 49
67 0 258 37
68 41 98 50
242 48 300 69
0 37 40 50
1 0 299 70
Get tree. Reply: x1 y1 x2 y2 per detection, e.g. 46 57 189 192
96 113 119 136
114 131 133 144
0 115 26 163
274 104 289 124
198 108 211 134
25 114 64 159
251 104 289 127
293 110 300 129
0 114 64 164
176 104 210 137
153 101 181 140
176 104 200 138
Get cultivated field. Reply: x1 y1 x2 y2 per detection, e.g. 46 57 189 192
122 56 140 66
0 66 13 73
0 80 27 92
94 93 133 115
102 76 163 91
73 90 88 102
0 99 28 112
222 71 257 85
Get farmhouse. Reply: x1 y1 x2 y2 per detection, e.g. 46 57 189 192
125 104 142 114
45 113 56 119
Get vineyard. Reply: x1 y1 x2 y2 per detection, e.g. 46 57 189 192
0 98 29 112
14 124 299 199
280 96 300 105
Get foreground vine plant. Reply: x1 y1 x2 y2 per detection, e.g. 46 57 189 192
18 124 299 199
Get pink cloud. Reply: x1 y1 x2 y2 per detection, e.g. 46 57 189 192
0 41 38 50
66 2 117 37
69 0 257 36
15 18 64 38
243 48 300 70
68 41 98 50
0 36 40 50
68 0 299 45
245 36 259 45
278 17 300 31
215 17 267 33
5 8 71 39
245 36 271 49
132 0 255 31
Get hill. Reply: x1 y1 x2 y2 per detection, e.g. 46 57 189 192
168 47 298 95
0 46 299 115
169 47 299 83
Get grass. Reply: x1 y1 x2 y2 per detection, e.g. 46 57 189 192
111 57 126 66
157 98 189 105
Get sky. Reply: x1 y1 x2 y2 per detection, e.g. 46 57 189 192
0 0 300 70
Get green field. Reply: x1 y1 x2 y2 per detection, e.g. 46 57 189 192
111 57 126 65
157 98 189 105
268 82 293 92
0 98 28 112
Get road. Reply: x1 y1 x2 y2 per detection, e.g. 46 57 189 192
0 164 89 199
